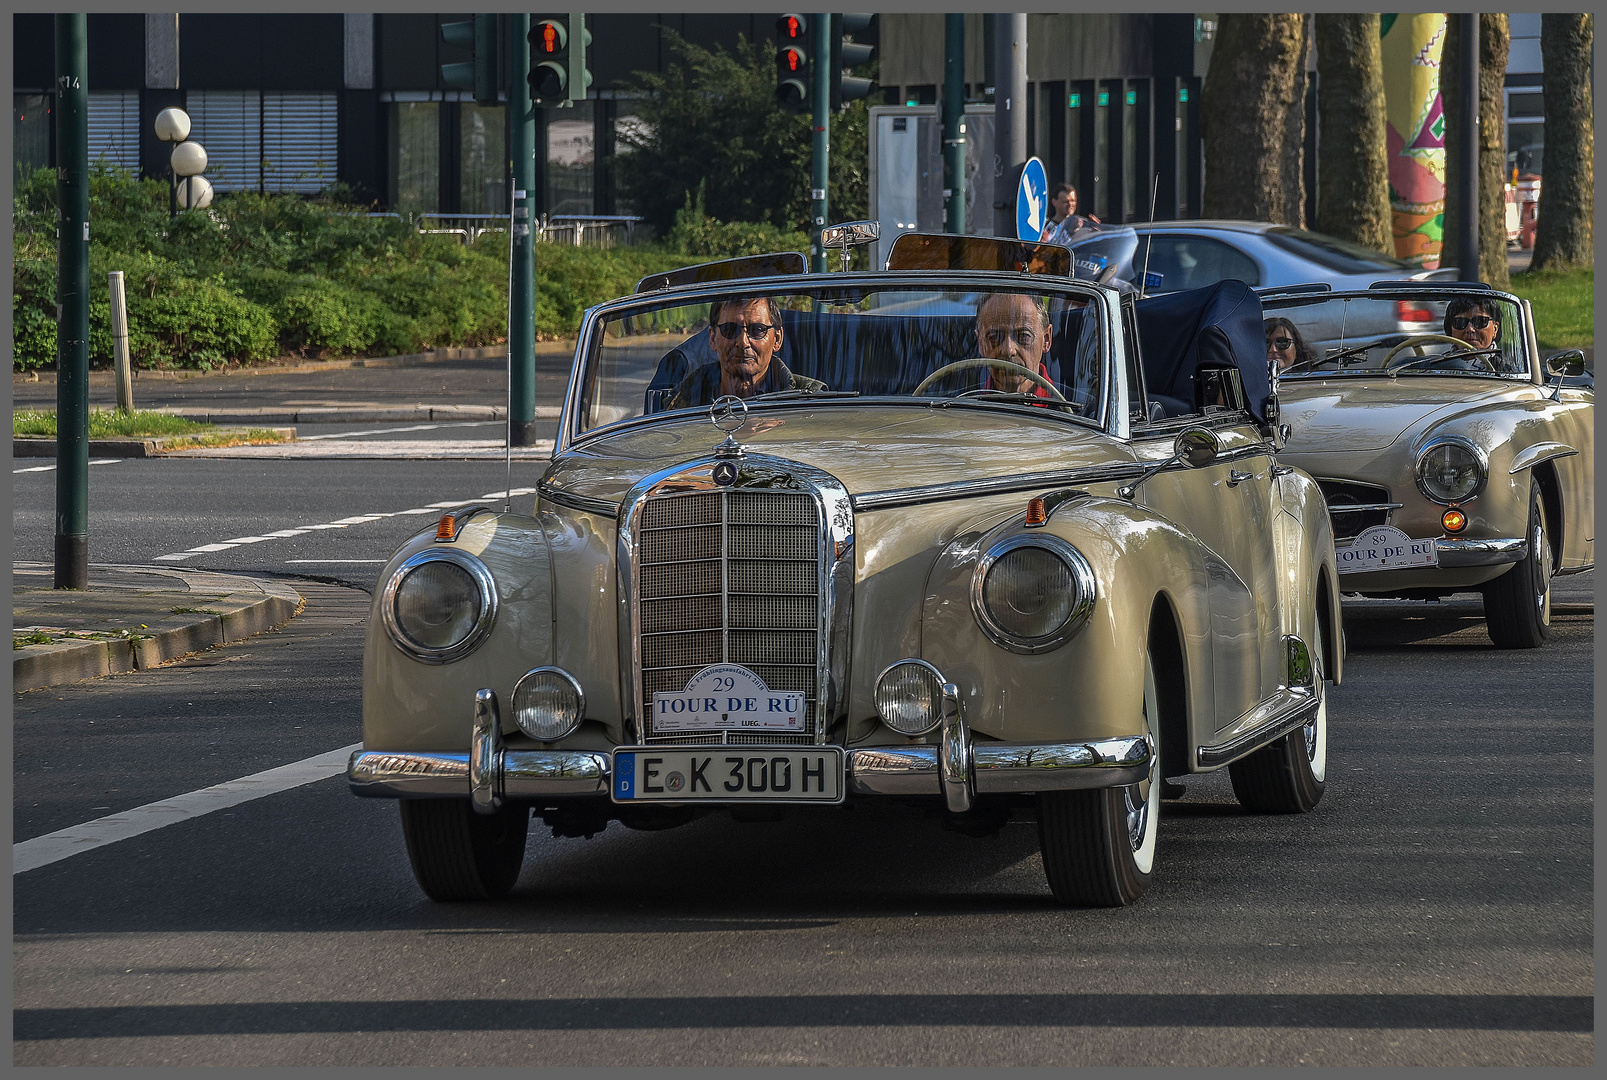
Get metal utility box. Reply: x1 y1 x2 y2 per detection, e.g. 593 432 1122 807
868 104 996 269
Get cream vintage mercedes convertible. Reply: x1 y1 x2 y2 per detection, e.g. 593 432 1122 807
1263 282 1593 648
349 233 1342 908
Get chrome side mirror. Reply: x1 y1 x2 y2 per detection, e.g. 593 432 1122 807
1119 427 1221 500
1545 350 1586 379
1174 427 1222 468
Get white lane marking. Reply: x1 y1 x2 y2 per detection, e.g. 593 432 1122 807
148 488 542 561
297 420 502 442
13 743 363 874
13 458 122 474
285 559 387 564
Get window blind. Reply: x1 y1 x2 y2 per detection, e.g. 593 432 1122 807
263 92 338 194
87 91 139 172
187 90 262 192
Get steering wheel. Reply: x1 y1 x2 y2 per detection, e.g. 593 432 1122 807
912 358 1069 401
1381 333 1488 370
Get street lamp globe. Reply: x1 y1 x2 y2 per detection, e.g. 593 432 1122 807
176 175 214 210
170 141 208 177
154 107 191 143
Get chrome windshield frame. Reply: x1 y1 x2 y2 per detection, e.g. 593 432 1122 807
556 271 1123 456
1262 286 1536 382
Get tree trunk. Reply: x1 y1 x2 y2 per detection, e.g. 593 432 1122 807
1314 14 1393 252
1202 13 1308 224
1442 13 1511 287
1530 14 1594 272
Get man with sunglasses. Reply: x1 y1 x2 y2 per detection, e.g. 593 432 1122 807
668 297 825 409
1418 297 1522 374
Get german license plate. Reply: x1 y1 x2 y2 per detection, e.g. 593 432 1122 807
611 747 844 804
1337 524 1439 574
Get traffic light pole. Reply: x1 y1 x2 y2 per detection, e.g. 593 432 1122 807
54 13 89 590
942 14 966 234
508 13 537 447
810 12 830 273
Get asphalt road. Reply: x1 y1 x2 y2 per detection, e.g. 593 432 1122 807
11 454 1595 1066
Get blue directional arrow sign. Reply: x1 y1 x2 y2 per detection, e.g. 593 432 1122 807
1016 156 1049 242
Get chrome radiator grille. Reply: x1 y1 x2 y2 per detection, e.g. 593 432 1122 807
637 489 822 743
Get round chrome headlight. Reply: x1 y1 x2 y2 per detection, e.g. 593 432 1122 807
874 659 947 736
971 535 1096 653
381 549 497 663
1415 436 1487 504
511 667 586 741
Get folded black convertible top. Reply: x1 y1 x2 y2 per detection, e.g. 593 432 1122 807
1135 280 1271 424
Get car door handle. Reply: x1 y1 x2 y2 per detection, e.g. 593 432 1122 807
1227 469 1254 487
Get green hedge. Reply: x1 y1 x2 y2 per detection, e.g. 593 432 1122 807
11 165 765 371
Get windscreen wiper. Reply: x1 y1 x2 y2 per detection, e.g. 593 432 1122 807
746 389 861 402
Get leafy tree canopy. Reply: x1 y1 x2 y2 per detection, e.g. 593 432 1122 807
614 29 869 235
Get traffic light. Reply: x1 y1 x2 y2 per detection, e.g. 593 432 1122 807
831 13 878 110
774 13 809 113
440 14 499 107
530 13 592 106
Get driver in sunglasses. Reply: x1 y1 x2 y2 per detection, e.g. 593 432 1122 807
1444 298 1501 351
668 297 826 410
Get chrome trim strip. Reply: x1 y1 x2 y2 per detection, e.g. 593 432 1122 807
938 682 972 813
845 736 1151 796
1436 537 1528 567
537 483 620 519
1509 441 1579 475
1327 503 1403 513
1556 563 1594 576
379 548 499 665
1196 682 1322 768
854 462 1145 511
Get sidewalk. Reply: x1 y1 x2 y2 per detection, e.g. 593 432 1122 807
12 563 304 693
11 343 577 424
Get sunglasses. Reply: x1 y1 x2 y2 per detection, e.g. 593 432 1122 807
1268 337 1294 351
1450 314 1495 331
714 321 778 340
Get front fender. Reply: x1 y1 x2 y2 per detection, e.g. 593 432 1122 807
362 513 554 752
918 497 1217 747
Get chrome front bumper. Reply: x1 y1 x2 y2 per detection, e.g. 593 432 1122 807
1435 537 1527 567
349 689 1151 814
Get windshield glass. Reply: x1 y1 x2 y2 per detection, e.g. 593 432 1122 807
575 284 1107 434
1263 294 1529 379
1263 226 1414 273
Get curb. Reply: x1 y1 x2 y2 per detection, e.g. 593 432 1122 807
13 428 298 459
14 341 575 385
13 570 305 693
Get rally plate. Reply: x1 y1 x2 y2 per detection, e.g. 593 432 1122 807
612 747 844 804
1337 524 1439 574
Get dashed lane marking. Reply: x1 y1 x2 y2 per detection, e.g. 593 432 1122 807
13 743 363 874
149 488 541 562
297 420 503 441
14 458 122 474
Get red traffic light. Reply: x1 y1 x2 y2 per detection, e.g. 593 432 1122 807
780 45 805 73
777 13 804 41
531 18 566 55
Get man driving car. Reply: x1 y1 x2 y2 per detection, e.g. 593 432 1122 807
975 292 1056 400
667 297 825 409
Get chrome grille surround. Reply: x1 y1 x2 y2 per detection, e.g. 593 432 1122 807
617 452 855 746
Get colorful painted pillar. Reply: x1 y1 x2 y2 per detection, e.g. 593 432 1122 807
1380 13 1448 267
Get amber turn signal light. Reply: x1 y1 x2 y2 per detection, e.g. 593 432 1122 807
1025 497 1048 528
1441 507 1467 533
436 514 458 542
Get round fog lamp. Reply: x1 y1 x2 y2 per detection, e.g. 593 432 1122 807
874 659 946 736
1442 507 1467 533
511 668 585 741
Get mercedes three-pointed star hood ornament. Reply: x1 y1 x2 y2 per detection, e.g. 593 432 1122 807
709 395 748 458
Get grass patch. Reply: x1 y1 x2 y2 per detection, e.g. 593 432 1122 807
158 428 292 451
13 410 212 438
1508 266 1594 351
13 632 54 649
169 607 220 615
